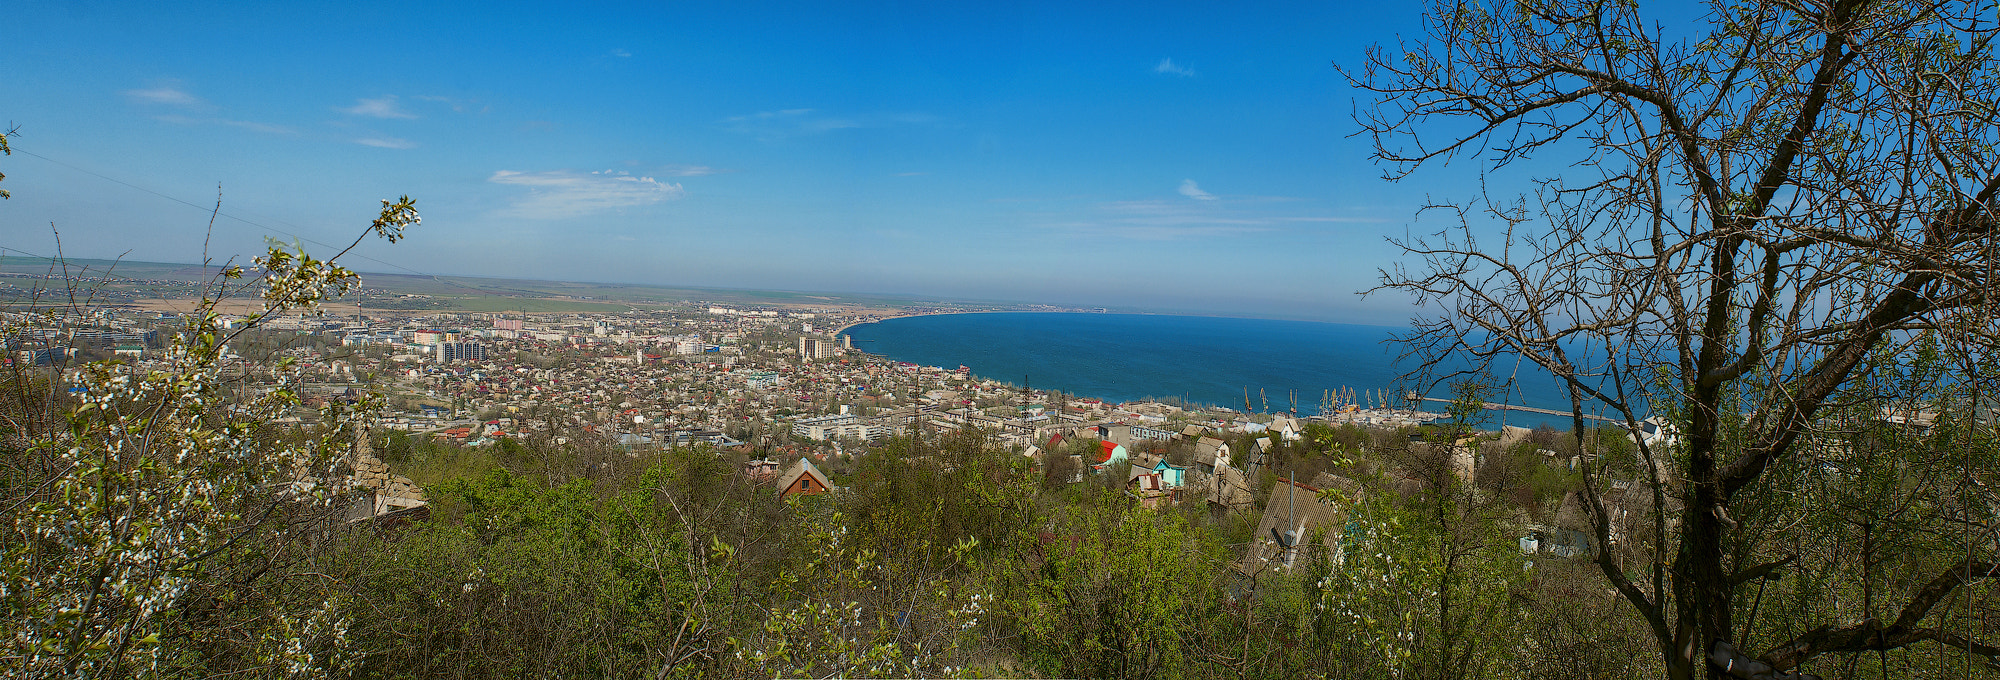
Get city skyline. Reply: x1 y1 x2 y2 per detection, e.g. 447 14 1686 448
6 1 1458 324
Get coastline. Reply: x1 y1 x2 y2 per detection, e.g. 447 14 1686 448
835 309 1406 338
833 309 1030 337
840 312 1586 426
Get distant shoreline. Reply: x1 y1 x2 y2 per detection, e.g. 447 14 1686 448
833 309 1026 336
836 309 1405 339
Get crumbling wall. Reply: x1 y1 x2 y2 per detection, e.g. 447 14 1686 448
349 424 426 518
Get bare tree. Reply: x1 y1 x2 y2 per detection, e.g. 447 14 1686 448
1351 1 2000 677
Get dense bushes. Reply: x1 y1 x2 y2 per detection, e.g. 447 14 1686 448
297 425 1662 679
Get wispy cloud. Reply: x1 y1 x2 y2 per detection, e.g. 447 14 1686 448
1154 58 1197 77
220 119 294 134
659 164 724 177
412 94 486 114
488 169 686 219
1277 216 1388 223
723 108 855 140
894 172 928 177
722 108 938 141
1041 191 1384 240
354 136 414 149
1178 179 1217 201
1045 200 1267 240
340 95 417 119
610 48 632 57
130 82 298 133
124 83 205 108
151 114 295 135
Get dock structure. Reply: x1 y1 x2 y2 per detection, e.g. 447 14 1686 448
1414 397 1620 423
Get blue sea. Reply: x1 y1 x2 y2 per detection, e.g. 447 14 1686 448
844 312 1584 427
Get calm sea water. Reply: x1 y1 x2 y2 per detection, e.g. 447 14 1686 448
844 312 1580 425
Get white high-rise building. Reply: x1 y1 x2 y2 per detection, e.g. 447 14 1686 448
798 336 838 360
437 342 487 363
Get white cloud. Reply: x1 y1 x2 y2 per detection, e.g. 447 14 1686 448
1178 179 1217 200
1154 58 1196 77
489 169 686 219
355 137 415 149
124 84 204 108
611 48 632 57
340 96 417 119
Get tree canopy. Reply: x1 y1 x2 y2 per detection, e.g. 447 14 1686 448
1355 0 2000 677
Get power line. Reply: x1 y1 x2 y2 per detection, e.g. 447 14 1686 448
12 147 397 269
9 146 582 317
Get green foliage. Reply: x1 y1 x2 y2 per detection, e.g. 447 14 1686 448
1 198 416 678
843 428 1037 567
1308 491 1525 680
0 125 11 199
735 502 989 678
1004 490 1228 678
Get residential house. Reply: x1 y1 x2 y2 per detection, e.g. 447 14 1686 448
1247 437 1273 477
744 458 782 481
1532 492 1597 558
1193 436 1231 473
776 458 833 499
1237 472 1359 575
1149 459 1189 489
1126 469 1171 509
1096 424 1131 446
1531 481 1656 558
1204 464 1255 514
1090 440 1128 473
1270 417 1303 442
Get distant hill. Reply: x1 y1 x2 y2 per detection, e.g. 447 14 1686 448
0 255 1057 314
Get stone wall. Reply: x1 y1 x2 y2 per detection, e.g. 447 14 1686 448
349 424 427 517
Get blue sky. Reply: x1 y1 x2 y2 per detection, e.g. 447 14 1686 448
3 0 1453 323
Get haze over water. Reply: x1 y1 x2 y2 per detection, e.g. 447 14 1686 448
845 312 1581 426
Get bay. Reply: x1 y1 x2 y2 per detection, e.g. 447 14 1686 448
843 312 1584 427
